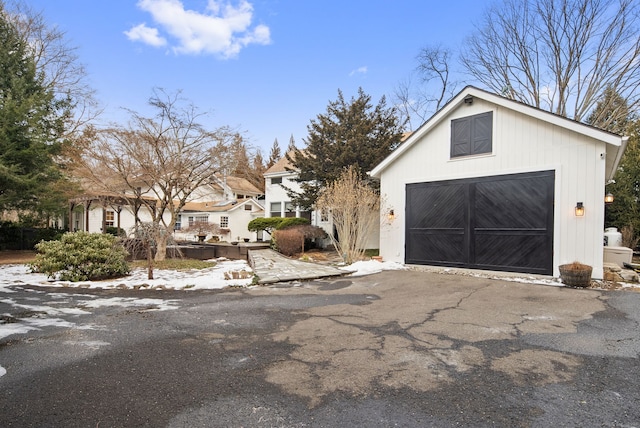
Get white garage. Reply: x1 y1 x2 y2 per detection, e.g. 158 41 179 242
370 87 627 279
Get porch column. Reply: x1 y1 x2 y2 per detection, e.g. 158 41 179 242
68 202 75 232
84 200 92 232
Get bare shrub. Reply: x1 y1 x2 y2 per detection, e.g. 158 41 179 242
272 224 327 257
316 166 380 264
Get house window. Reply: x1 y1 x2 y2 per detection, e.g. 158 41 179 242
175 215 182 230
189 215 208 227
320 208 329 222
270 202 281 217
271 177 282 185
105 210 115 227
244 204 252 211
451 111 493 158
220 216 229 228
237 194 245 199
284 202 295 218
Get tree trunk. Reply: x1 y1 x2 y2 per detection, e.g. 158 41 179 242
146 243 154 280
154 234 168 262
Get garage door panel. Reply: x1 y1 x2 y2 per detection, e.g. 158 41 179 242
475 178 550 229
405 171 554 275
407 184 465 229
474 233 551 273
406 231 465 265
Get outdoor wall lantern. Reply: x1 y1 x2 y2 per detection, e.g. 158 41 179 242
388 209 395 221
605 193 614 204
575 202 585 217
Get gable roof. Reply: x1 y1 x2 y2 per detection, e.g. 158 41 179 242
210 175 262 196
370 86 628 181
264 150 303 176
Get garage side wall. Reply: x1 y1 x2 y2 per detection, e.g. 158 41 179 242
379 98 607 278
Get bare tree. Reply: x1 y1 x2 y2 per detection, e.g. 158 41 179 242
2 0 100 134
316 166 380 264
460 0 640 124
73 89 235 261
393 45 460 130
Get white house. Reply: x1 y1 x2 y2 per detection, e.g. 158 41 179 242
173 198 265 242
264 151 380 249
370 86 627 279
263 151 314 221
70 175 265 242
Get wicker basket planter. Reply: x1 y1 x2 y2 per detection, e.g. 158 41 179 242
559 262 592 287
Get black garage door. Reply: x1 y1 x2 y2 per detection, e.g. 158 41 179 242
405 170 554 275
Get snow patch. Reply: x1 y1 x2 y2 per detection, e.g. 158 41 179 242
340 260 407 277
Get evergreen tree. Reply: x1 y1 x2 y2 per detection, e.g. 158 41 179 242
287 87 405 209
587 88 640 244
267 138 281 168
0 7 70 218
287 134 296 151
587 86 630 135
229 135 251 177
250 150 266 192
603 120 640 239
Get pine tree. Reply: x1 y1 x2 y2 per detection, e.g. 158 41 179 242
250 150 266 192
0 7 70 218
587 86 630 135
267 138 281 168
287 134 296 151
287 87 405 209
587 89 640 245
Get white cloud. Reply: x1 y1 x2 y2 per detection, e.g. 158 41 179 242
126 0 271 58
124 23 167 47
349 66 368 76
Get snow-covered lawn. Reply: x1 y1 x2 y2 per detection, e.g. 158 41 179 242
0 258 254 292
0 258 408 292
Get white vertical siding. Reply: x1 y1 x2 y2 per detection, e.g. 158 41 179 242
380 99 608 278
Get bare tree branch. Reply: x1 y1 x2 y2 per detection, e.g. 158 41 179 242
2 0 102 135
461 0 640 124
393 45 460 130
70 89 236 261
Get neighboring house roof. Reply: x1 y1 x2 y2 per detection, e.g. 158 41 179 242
264 150 300 176
210 175 262 196
370 86 628 181
70 192 156 204
180 198 264 213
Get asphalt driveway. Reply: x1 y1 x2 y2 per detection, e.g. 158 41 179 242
1 269 639 427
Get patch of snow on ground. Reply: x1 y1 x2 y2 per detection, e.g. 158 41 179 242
340 260 407 277
80 297 178 311
0 322 40 340
0 365 6 377
0 258 253 291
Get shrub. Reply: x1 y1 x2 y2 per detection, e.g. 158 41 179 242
105 226 126 237
30 232 130 281
248 217 283 234
272 225 326 256
276 217 310 230
0 221 66 250
248 217 311 235
272 228 305 256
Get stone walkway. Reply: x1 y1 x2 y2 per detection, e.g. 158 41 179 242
248 249 346 284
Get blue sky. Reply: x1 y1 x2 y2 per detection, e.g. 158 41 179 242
26 0 487 154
